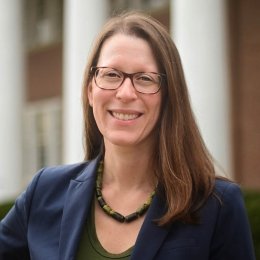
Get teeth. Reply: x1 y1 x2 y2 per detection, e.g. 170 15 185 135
112 112 139 121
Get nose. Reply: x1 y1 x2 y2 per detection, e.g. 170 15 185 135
115 77 137 101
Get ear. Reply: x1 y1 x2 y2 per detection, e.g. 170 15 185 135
88 82 93 107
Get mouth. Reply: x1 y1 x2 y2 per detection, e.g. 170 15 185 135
110 111 141 121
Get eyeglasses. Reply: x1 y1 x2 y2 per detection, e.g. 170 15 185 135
91 66 165 94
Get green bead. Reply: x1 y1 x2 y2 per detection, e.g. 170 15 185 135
95 159 155 223
125 212 138 222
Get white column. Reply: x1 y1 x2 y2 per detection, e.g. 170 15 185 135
0 1 25 201
171 0 232 176
62 1 109 164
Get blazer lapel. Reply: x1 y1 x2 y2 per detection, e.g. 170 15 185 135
131 193 170 260
58 155 169 260
58 156 100 260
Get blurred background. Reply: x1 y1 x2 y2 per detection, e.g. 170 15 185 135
0 0 259 200
0 0 259 256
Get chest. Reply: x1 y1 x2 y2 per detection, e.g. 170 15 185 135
94 201 145 254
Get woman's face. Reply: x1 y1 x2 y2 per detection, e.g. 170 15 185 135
88 34 162 149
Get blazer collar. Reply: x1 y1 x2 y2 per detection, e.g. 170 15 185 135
131 193 170 260
59 155 101 260
58 155 170 260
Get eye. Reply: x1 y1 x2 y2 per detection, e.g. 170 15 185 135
103 69 121 79
135 73 155 84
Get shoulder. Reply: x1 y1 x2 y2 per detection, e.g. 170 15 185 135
213 179 244 209
205 182 255 259
11 157 101 217
34 161 90 186
27 156 100 198
0 157 100 257
31 155 101 189
200 179 246 220
24 162 87 198
196 179 247 232
214 178 241 195
208 179 252 242
1 157 100 223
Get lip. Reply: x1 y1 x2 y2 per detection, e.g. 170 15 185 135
108 109 143 121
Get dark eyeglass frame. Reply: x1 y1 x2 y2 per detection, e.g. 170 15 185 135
90 66 166 94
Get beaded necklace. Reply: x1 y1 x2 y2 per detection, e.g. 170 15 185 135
95 160 155 223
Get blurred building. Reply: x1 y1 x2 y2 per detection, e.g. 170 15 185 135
0 0 259 202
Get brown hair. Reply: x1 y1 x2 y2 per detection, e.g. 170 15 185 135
82 12 216 226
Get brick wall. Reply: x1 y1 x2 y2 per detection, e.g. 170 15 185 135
229 0 260 189
26 43 62 102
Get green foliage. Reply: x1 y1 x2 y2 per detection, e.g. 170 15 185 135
0 201 14 220
243 190 260 260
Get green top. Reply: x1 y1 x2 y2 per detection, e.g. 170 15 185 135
76 199 133 259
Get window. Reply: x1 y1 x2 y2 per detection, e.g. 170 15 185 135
110 0 169 14
25 0 63 50
23 98 62 184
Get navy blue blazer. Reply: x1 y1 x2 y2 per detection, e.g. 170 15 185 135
0 156 255 260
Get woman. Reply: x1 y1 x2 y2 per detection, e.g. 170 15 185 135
0 12 255 260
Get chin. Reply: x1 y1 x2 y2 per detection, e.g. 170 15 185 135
107 139 138 147
103 133 137 146
104 133 155 149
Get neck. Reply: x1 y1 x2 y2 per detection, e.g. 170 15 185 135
102 143 157 192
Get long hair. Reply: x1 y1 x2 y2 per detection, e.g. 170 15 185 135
82 12 216 226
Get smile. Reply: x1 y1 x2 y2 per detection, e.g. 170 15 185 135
111 111 140 121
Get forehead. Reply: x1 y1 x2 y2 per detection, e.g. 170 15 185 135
97 33 158 72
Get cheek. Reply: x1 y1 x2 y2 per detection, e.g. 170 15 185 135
89 86 101 108
154 97 162 128
90 89 110 121
152 94 162 118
